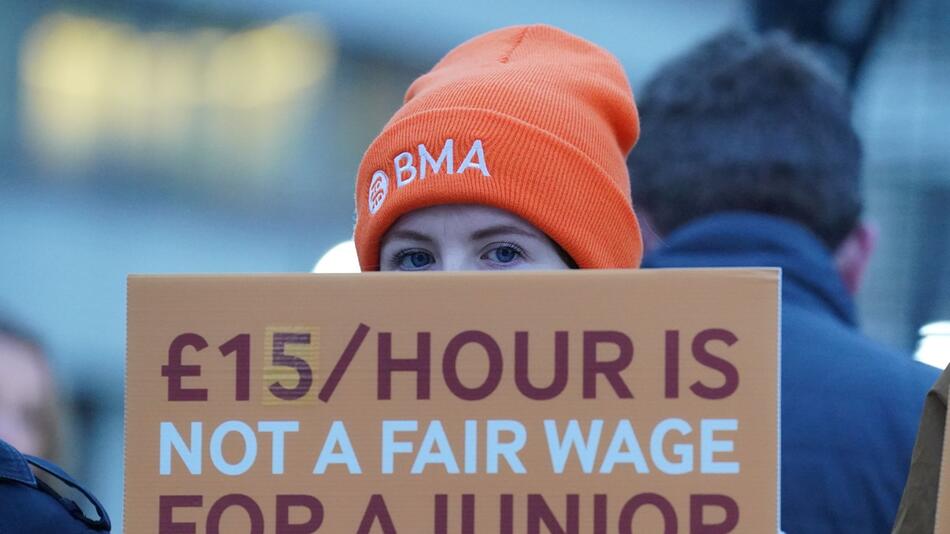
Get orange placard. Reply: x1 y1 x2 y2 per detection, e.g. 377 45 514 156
125 269 780 533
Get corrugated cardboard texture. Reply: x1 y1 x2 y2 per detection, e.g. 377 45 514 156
126 269 779 533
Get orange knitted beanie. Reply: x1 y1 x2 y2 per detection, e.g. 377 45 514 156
354 24 641 270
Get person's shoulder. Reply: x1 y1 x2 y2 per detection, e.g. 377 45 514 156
835 318 938 398
784 303 938 393
0 440 111 533
0 439 36 486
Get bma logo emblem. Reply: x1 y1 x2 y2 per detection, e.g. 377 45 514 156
368 138 490 216
368 171 389 214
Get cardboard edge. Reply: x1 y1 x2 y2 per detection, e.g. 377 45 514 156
935 380 950 533
776 267 783 533
123 275 132 533
124 267 783 284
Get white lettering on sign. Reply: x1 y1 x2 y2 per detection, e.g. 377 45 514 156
380 419 526 475
158 420 299 476
313 420 362 474
543 418 739 476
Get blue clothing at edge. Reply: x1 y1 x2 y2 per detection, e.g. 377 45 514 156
0 439 111 532
643 212 937 534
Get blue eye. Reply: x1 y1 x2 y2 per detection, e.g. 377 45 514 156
484 243 524 265
396 250 434 270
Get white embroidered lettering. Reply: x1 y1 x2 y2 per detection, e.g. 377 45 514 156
419 139 454 179
394 152 417 187
368 139 488 216
457 139 490 176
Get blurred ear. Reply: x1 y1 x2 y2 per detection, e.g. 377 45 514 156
834 221 878 295
637 211 664 254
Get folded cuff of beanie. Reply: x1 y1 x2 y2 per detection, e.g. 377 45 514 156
355 108 642 270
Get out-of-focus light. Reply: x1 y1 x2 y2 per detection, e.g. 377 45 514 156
313 240 360 273
18 12 335 182
914 321 950 370
207 20 332 108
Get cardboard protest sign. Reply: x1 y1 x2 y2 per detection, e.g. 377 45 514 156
934 380 950 534
126 269 780 533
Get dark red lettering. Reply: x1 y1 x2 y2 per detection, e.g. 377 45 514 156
206 494 264 534
378 332 431 400
276 495 324 534
357 494 397 534
443 331 503 401
462 494 475 534
159 495 202 534
515 331 569 400
162 334 208 402
319 323 370 402
500 494 514 534
220 334 250 401
433 494 475 534
593 494 608 534
527 494 578 534
462 493 475 534
618 493 676 534
583 331 634 399
690 329 739 400
435 494 447 534
665 330 680 399
690 494 739 533
269 332 313 401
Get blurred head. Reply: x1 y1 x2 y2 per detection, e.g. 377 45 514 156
627 29 872 292
354 24 642 271
0 317 61 460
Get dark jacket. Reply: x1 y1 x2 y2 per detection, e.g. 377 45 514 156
643 212 938 534
0 439 111 533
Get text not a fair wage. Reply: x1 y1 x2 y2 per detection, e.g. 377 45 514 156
159 417 739 476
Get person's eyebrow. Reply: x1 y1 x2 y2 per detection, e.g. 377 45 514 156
385 229 435 243
470 224 542 241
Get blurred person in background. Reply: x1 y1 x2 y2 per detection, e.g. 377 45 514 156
0 315 62 463
0 315 111 531
627 30 938 533
354 24 641 272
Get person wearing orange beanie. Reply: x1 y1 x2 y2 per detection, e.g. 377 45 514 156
353 24 641 271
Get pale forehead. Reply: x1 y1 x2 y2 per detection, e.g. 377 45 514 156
388 204 540 235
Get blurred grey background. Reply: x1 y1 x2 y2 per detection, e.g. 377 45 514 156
0 0 947 530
